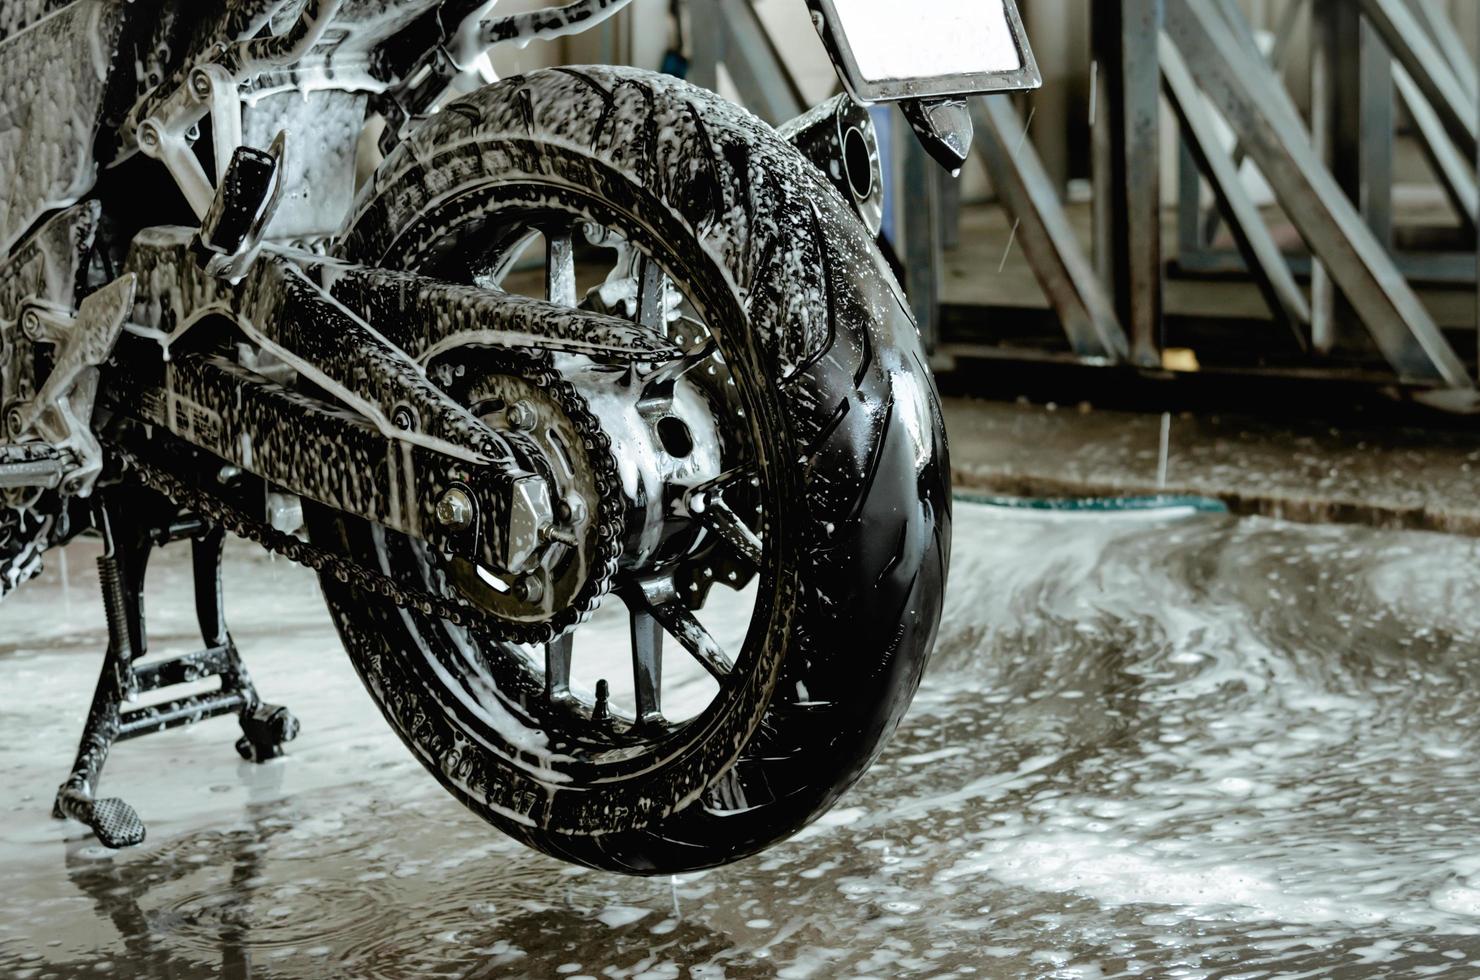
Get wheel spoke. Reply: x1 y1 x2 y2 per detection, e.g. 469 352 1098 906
546 229 577 307
690 491 762 567
629 578 733 682
476 228 540 290
685 468 763 568
640 338 718 406
629 607 663 724
546 633 573 700
634 253 668 331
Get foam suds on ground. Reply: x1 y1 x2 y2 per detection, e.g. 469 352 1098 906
4 503 1480 978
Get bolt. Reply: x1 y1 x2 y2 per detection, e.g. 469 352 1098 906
391 406 416 431
20 309 41 340
138 121 161 153
6 408 24 438
558 494 587 525
189 68 213 101
512 574 545 604
505 400 537 431
436 487 474 530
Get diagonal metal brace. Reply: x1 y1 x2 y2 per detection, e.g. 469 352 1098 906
972 96 1130 362
1359 0 1477 162
1165 0 1473 390
1159 34 1312 341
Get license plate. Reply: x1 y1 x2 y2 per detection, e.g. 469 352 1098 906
809 0 1040 102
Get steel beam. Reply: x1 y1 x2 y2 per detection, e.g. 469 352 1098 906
1166 0 1472 388
1412 0 1478 99
1360 0 1478 162
1199 0 1308 248
1395 64 1478 236
1160 34 1311 341
1176 247 1479 285
896 115 942 353
1092 0 1164 368
712 0 804 125
973 96 1128 362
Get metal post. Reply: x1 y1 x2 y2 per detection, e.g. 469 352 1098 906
711 0 804 125
1022 0 1077 194
896 113 941 354
973 96 1129 361
1161 33 1311 341
688 0 721 93
1092 0 1164 369
1176 132 1202 264
1166 0 1472 389
1310 0 1392 354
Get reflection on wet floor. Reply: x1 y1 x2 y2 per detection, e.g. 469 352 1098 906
5 502 1480 978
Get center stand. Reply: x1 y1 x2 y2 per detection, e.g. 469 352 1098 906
52 483 298 847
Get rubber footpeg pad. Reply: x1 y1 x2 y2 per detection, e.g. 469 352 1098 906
90 797 146 849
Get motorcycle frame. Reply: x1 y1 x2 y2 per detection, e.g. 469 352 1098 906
0 0 1027 566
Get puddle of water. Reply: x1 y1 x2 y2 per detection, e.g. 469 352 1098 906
3 504 1480 978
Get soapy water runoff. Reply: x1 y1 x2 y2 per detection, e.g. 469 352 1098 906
3 500 1480 978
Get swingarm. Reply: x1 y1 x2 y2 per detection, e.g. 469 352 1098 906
106 228 668 585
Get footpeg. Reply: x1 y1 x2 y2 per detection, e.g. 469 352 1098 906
4 274 136 496
54 789 146 849
0 444 73 489
192 134 284 279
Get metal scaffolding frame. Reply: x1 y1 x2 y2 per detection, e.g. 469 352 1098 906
690 0 1480 407
949 0 1479 406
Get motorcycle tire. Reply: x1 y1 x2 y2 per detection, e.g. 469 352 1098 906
312 66 950 874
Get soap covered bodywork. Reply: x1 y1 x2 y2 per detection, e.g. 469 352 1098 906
0 1 124 255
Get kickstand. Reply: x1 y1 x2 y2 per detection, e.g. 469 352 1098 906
53 486 299 848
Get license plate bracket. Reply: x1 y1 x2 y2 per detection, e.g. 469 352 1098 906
807 0 1040 103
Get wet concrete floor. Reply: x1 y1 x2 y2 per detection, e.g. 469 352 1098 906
4 501 1480 978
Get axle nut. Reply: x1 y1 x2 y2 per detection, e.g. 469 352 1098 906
505 400 537 431
436 487 475 530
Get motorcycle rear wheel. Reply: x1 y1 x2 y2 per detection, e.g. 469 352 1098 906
314 67 950 873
